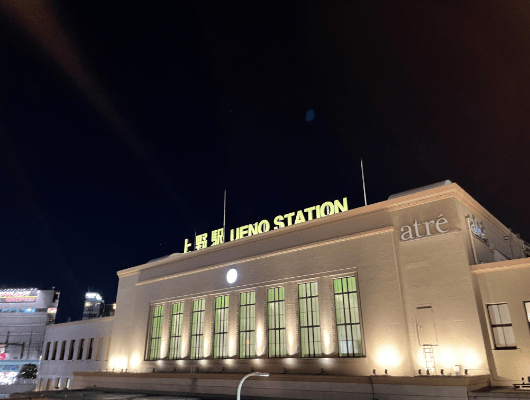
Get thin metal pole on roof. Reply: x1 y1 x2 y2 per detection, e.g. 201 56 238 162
361 158 367 206
223 190 227 243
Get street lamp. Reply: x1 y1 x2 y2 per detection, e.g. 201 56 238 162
237 371 269 400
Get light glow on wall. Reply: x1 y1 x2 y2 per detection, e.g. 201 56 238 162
283 357 297 366
375 346 403 368
463 349 481 369
287 332 296 356
321 330 332 355
229 337 237 357
109 356 128 370
255 325 264 356
440 351 454 368
129 353 142 370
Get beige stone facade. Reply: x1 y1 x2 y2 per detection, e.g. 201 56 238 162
37 183 530 398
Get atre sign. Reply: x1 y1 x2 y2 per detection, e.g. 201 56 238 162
400 214 449 241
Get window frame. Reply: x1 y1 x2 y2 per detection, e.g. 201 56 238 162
298 282 322 358
267 287 286 358
168 302 184 360
77 339 85 360
146 304 164 361
59 340 66 360
524 301 530 332
44 342 51 360
487 303 517 350
239 291 256 359
50 341 58 361
68 340 75 360
190 299 206 360
333 276 364 357
213 295 230 359
86 338 94 360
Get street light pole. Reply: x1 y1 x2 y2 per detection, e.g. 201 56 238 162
237 371 269 400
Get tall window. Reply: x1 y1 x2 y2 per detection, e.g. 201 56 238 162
268 287 286 358
77 339 85 360
487 303 516 349
524 302 530 328
51 341 57 360
190 299 205 360
168 302 184 360
104 337 111 361
299 282 322 357
214 295 229 359
239 291 256 359
67 340 75 360
334 277 363 357
59 340 66 360
87 338 94 360
146 305 164 360
44 342 51 360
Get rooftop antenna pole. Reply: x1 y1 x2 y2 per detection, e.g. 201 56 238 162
361 158 367 206
223 190 227 243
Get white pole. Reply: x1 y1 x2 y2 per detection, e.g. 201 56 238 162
237 372 269 400
361 158 367 206
223 190 227 243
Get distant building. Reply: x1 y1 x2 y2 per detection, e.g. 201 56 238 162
0 288 59 385
81 292 104 320
101 303 116 318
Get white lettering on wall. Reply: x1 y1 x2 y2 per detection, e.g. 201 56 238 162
400 214 449 241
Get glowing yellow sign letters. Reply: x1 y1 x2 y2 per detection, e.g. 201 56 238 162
184 197 348 253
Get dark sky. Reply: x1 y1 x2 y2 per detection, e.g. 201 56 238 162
1 1 529 323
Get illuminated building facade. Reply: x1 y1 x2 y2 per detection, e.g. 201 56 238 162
82 292 104 320
37 183 530 398
0 288 59 385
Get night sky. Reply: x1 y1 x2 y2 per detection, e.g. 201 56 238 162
1 1 529 323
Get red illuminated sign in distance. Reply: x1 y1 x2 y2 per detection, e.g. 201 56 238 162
0 289 38 303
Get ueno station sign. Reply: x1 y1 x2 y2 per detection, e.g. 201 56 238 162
184 197 348 253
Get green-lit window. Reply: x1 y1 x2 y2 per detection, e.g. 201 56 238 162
169 302 184 359
146 305 164 360
334 277 363 357
190 299 205 360
239 291 256 358
268 287 286 358
214 295 229 359
299 282 322 357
